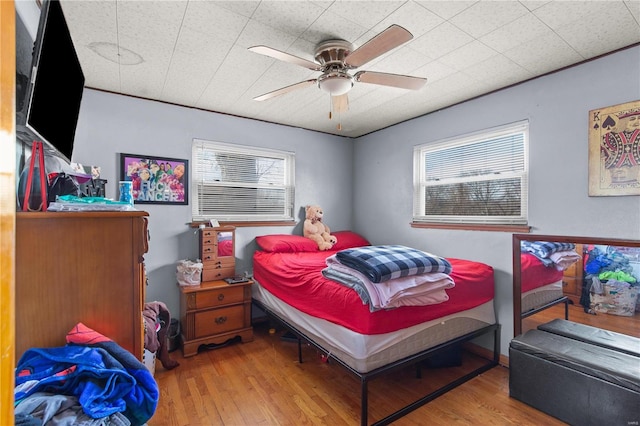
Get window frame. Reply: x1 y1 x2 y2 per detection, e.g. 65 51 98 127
412 120 529 227
191 139 295 222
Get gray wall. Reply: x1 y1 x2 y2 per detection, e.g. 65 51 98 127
353 46 640 353
66 46 640 357
73 91 354 318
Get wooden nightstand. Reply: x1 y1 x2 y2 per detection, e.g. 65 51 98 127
179 279 254 357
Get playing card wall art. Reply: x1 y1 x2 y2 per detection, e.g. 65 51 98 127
588 100 640 196
120 153 188 204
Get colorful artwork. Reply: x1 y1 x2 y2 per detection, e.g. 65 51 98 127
120 153 188 204
588 100 640 196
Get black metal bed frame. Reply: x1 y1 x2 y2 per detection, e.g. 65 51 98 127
521 295 570 320
253 299 501 426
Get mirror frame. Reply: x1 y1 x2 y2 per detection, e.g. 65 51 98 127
512 233 640 337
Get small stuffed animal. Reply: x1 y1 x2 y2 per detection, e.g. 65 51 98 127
303 205 337 250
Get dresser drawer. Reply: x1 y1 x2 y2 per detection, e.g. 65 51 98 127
194 305 245 338
201 255 234 267
201 244 217 254
202 267 235 282
563 277 580 296
192 285 245 310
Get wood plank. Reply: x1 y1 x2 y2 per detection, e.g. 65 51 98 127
523 302 640 337
0 1 16 424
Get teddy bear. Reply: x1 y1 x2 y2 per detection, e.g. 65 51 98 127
303 205 338 250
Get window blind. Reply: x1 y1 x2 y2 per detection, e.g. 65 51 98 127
413 121 528 225
192 139 295 221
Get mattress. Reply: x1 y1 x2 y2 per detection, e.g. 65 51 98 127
253 250 495 335
253 282 495 373
521 253 564 293
521 280 564 314
252 247 496 373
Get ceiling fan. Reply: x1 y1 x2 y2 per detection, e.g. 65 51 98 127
248 25 427 115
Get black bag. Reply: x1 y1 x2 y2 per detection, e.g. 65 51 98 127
47 172 81 203
17 166 47 211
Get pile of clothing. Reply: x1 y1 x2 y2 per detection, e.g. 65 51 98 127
583 245 639 315
14 323 159 426
322 244 455 311
142 301 180 371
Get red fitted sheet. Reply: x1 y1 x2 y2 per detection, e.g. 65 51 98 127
521 253 564 293
253 250 494 335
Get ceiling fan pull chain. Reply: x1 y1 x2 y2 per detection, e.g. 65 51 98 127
329 96 333 120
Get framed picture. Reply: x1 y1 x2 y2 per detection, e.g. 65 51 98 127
120 153 188 205
588 100 640 196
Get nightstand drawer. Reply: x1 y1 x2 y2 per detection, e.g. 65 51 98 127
194 305 245 338
193 285 245 310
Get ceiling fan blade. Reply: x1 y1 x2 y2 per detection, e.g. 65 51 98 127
249 46 321 71
345 25 413 68
253 79 317 101
355 71 427 90
332 94 349 113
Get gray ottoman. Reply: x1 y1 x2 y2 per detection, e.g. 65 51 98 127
509 320 640 425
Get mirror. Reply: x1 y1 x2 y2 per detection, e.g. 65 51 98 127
217 230 234 257
513 234 640 337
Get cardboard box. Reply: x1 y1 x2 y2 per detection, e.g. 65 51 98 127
590 284 639 316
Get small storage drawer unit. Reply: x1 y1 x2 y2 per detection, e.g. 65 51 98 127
200 226 235 281
180 280 253 357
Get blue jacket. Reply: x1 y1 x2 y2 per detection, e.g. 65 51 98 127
15 342 158 426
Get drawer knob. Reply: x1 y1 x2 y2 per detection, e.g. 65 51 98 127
218 293 225 301
215 316 227 324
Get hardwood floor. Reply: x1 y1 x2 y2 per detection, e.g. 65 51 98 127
149 322 565 426
522 302 640 337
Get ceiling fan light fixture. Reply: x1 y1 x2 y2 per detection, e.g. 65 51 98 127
317 71 353 96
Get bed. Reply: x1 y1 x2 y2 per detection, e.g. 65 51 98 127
251 231 500 426
520 252 568 318
519 241 582 320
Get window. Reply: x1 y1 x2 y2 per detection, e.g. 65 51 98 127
192 139 295 222
413 121 528 225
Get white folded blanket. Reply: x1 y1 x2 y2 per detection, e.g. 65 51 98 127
550 250 581 271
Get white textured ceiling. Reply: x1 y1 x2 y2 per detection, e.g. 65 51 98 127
58 0 640 138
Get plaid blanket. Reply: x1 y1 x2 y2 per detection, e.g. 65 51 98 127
521 241 575 259
335 245 452 283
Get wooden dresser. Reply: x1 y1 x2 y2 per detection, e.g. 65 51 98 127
15 211 149 360
562 243 585 305
179 280 254 357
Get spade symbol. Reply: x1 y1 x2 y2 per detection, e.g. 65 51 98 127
593 123 599 130
602 115 616 130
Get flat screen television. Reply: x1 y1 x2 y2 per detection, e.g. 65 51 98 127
18 0 85 163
